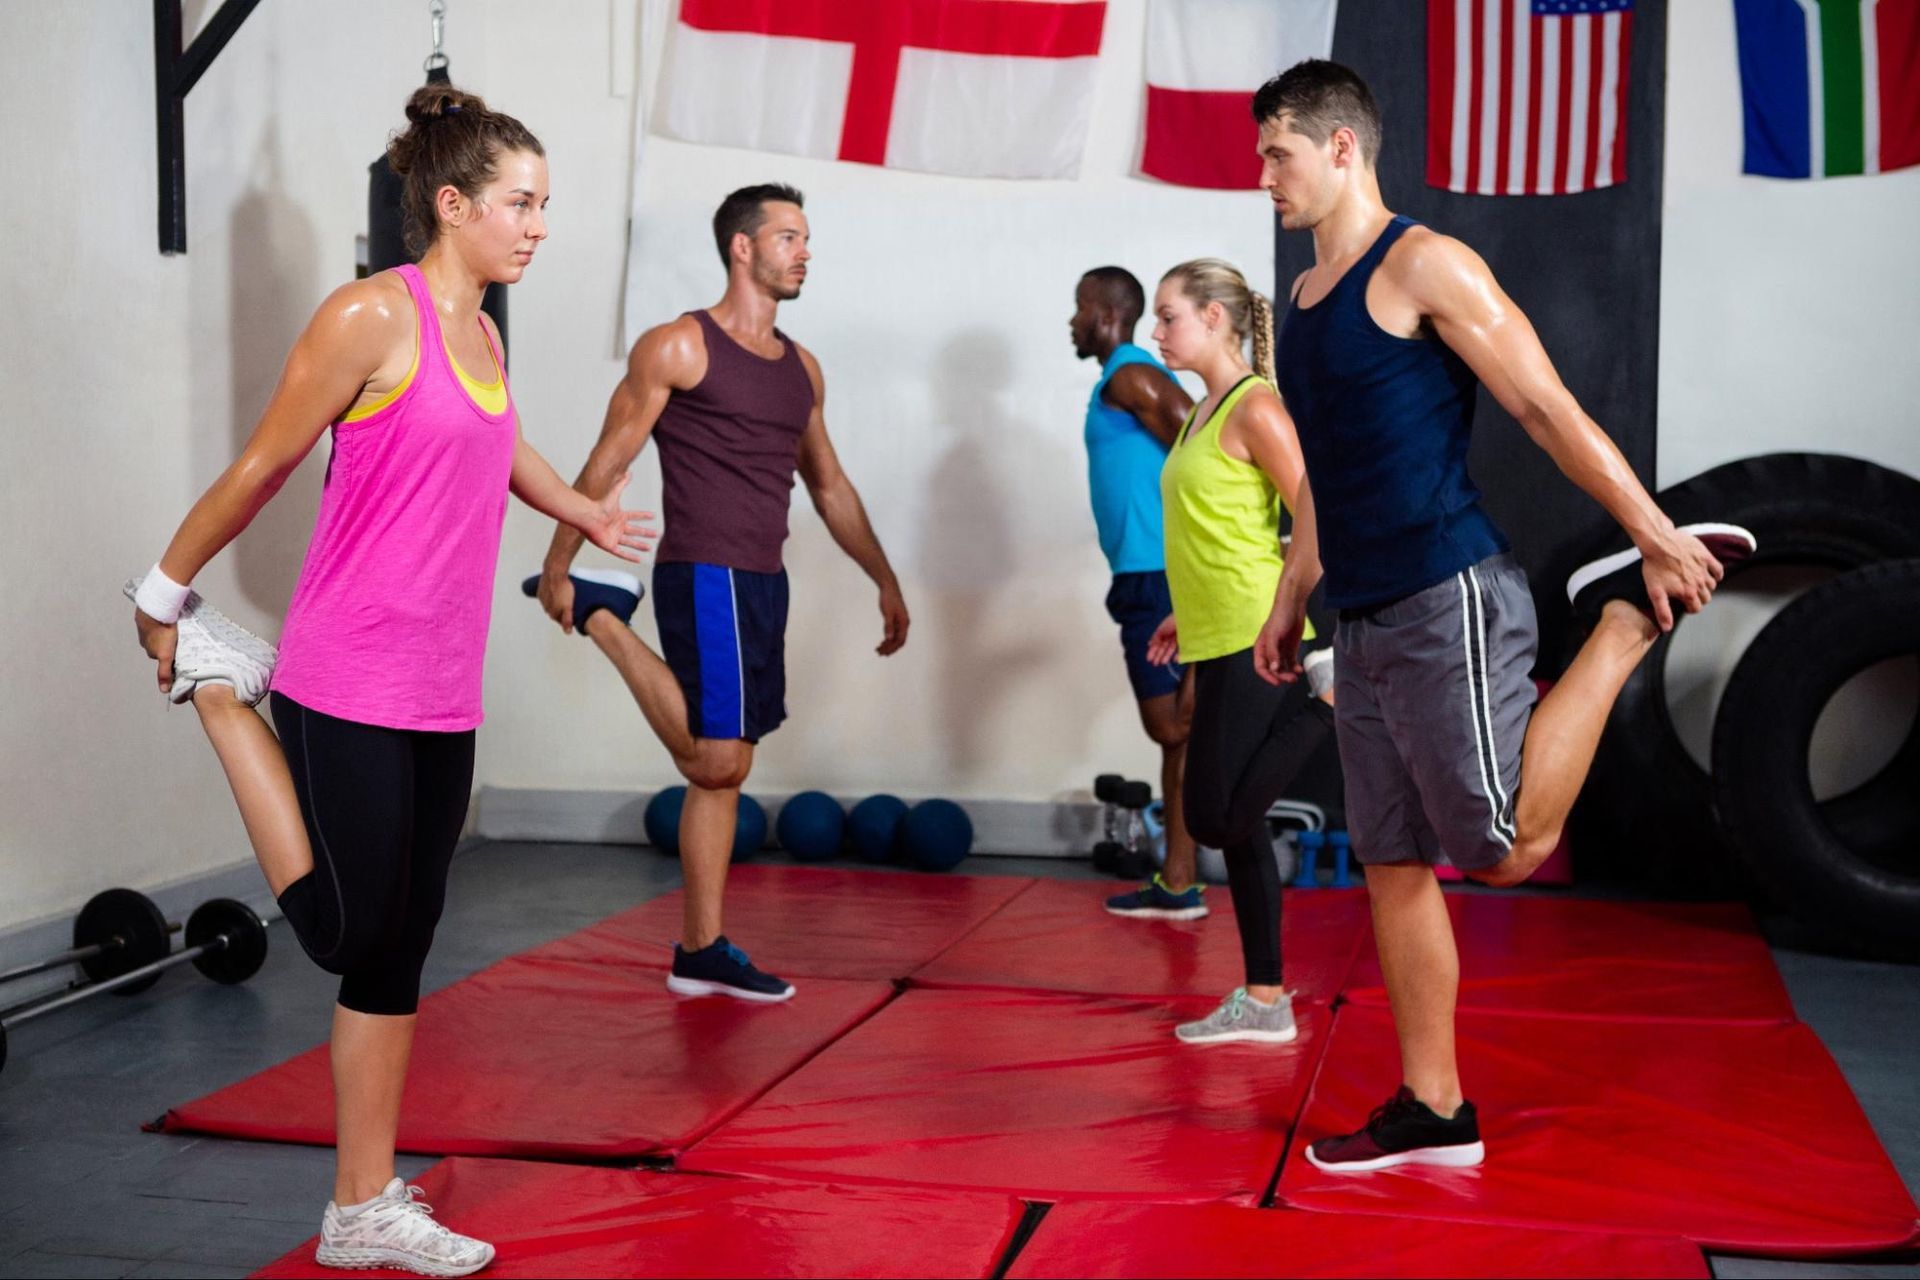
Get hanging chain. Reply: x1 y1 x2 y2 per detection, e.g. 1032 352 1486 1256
424 0 449 73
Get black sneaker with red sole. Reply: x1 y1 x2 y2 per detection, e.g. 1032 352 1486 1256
1304 1086 1486 1172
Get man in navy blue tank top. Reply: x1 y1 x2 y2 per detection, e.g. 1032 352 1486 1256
1244 62 1755 1173
533 185 910 1005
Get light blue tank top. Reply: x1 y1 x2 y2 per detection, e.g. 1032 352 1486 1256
1085 343 1175 574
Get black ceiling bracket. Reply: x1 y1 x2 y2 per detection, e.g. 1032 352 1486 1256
154 0 265 255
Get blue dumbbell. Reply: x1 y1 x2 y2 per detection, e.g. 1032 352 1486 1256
1293 830 1325 888
1328 830 1352 888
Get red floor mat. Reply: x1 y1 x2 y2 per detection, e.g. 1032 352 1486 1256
254 1158 1024 1279
162 952 894 1160
1279 1005 1920 1258
910 880 1369 1001
1342 895 1796 1023
1008 1201 1710 1278
680 986 1330 1203
529 864 1035 981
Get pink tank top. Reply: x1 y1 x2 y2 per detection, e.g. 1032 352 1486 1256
271 265 517 731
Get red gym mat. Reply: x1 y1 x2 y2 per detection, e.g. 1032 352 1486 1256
1341 895 1796 1023
910 880 1369 1002
253 1158 1024 1279
162 952 894 1160
1007 1201 1711 1278
529 864 1036 981
680 986 1330 1203
1279 1004 1920 1258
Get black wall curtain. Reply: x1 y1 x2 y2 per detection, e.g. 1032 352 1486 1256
1275 1 1666 670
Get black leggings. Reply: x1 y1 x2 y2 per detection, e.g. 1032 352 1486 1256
270 693 474 1016
1182 647 1335 988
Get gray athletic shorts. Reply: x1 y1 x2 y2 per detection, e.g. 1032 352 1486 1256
1333 553 1539 873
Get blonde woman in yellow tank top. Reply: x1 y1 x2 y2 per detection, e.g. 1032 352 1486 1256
1142 258 1340 1047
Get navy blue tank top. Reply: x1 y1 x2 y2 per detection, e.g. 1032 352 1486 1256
1275 215 1508 609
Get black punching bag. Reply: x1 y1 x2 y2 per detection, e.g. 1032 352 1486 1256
368 69 508 358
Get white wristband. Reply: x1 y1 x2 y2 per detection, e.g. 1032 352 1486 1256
133 563 192 625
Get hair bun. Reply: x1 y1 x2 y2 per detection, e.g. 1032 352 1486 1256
405 84 487 127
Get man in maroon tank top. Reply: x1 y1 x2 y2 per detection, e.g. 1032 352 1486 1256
534 185 910 1002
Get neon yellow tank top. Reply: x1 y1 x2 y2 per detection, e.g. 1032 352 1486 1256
1160 374 1311 663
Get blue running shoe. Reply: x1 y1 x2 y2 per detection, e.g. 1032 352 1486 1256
667 936 795 1003
1104 874 1208 921
521 569 644 631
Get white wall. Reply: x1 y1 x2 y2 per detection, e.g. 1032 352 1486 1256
13 0 1912 935
1658 1 1920 485
0 0 1264 932
1656 3 1920 768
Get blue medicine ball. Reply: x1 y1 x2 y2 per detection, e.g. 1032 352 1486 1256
777 790 846 862
734 794 768 860
904 798 974 871
643 786 687 855
847 794 909 863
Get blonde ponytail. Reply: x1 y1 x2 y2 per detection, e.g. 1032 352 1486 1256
1249 291 1276 383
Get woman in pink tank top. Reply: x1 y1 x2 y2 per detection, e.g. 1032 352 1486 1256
127 85 652 1273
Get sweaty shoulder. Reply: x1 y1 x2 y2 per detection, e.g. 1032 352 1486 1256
629 313 707 390
1101 360 1168 406
306 273 412 366
1378 226 1492 302
1230 381 1289 430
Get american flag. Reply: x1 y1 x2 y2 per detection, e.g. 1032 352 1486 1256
1427 0 1635 196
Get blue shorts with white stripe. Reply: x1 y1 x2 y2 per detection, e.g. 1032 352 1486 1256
654 561 790 744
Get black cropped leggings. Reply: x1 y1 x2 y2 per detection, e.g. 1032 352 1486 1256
269 693 474 1015
1182 646 1335 988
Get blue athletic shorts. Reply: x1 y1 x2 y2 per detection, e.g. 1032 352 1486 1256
1105 570 1184 701
654 562 789 743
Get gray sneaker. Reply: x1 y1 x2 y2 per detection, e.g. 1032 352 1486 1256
1175 987 1298 1045
124 579 277 707
314 1178 494 1277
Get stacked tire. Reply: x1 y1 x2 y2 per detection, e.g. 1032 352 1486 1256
1573 453 1920 900
1711 560 1920 960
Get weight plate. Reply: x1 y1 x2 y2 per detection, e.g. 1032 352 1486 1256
185 899 269 985
73 889 170 993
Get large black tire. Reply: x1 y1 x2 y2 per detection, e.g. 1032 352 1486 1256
1572 453 1920 891
1711 560 1920 959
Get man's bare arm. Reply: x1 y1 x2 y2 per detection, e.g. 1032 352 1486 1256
542 316 703 576
1391 231 1719 625
1102 363 1194 448
793 346 909 655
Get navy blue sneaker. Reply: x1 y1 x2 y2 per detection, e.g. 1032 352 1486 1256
666 936 795 1003
521 570 644 631
1104 874 1208 921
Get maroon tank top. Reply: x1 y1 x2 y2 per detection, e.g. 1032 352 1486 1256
653 310 815 573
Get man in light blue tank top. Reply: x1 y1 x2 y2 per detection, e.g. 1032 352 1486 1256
1070 267 1204 915
1246 62 1756 1175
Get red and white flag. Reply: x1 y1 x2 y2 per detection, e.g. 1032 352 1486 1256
1140 0 1338 189
656 0 1109 179
1428 0 1635 196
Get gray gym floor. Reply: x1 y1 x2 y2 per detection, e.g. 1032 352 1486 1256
0 841 1914 1278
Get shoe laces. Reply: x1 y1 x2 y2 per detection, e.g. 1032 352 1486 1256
720 940 751 968
1149 874 1200 899
1219 987 1249 1023
1365 1088 1423 1133
362 1184 460 1250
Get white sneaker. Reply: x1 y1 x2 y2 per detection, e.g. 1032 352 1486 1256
314 1178 495 1277
1302 648 1335 700
1175 987 1299 1045
124 579 277 706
